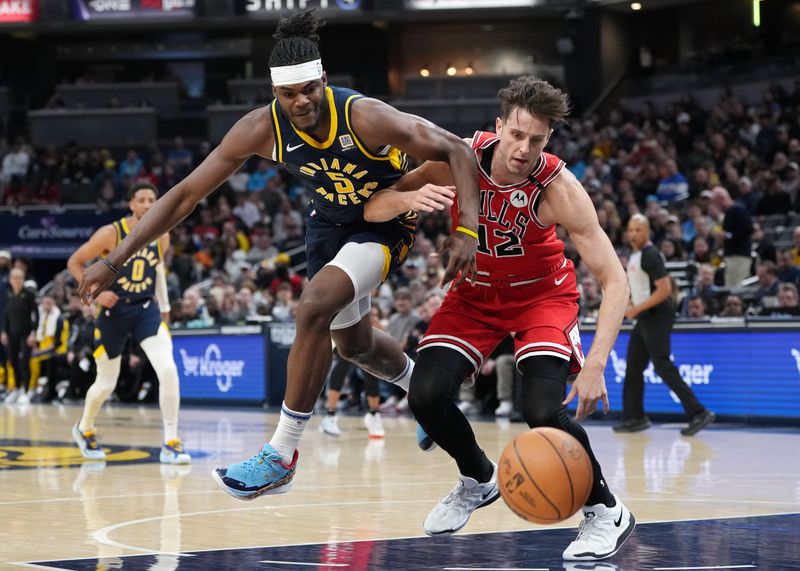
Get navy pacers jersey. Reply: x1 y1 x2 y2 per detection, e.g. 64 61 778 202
109 217 162 303
270 85 410 226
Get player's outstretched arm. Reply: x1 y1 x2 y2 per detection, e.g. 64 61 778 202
351 98 479 285
78 109 273 305
363 161 455 222
539 168 629 420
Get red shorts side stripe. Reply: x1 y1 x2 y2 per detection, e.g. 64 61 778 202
417 334 483 372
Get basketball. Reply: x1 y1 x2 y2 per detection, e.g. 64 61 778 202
498 427 593 525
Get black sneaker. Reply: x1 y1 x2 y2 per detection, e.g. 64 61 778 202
681 410 715 436
612 417 651 433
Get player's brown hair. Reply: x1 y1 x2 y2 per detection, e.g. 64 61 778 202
498 76 571 127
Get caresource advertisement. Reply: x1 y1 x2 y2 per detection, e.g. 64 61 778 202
173 333 265 402
0 0 38 23
580 328 800 418
70 0 195 21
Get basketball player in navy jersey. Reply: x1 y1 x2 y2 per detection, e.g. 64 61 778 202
365 76 634 561
77 11 479 499
68 181 190 464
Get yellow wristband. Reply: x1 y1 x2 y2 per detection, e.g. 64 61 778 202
456 226 479 240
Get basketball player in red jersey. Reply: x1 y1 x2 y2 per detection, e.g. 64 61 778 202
364 76 634 562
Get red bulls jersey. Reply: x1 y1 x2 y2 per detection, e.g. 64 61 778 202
453 131 566 284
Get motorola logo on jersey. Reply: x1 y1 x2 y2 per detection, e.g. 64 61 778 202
510 190 528 207
298 157 380 206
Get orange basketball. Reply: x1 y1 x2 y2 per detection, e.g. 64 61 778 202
498 427 593 524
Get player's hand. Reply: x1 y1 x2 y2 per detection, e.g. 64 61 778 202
624 304 639 320
563 365 609 421
407 184 455 214
94 291 119 309
26 332 35 347
0 332 6 346
161 312 171 325
439 231 478 289
79 261 117 306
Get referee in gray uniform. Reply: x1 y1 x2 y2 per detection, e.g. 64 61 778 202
615 214 715 436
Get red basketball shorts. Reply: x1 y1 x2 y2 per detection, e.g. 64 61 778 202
417 260 586 376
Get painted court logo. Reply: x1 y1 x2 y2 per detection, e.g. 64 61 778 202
179 343 245 393
0 439 160 470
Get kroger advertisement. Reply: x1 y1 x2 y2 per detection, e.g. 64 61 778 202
580 327 800 418
173 332 265 402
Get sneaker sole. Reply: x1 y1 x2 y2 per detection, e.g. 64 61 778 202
424 487 501 537
160 454 191 465
210 469 294 501
563 513 637 561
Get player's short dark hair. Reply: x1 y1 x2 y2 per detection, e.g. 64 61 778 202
269 10 324 68
127 181 159 201
498 76 571 127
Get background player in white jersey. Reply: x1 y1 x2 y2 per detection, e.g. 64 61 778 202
365 76 634 562
68 182 189 465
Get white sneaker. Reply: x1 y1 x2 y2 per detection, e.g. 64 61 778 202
4 389 21 404
562 494 635 561
319 414 341 436
494 400 513 416
457 400 478 416
378 395 398 412
423 462 500 536
160 438 191 465
364 412 385 439
16 390 31 405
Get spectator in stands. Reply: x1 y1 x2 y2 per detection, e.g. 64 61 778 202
752 222 777 263
578 274 603 320
681 263 722 316
753 261 781 307
247 159 277 193
685 296 708 319
777 283 799 310
1 138 30 184
736 176 759 214
711 186 753 287
118 150 145 181
756 175 792 216
776 248 800 286
792 227 800 266
719 294 745 317
247 229 278 264
167 136 193 181
2 175 27 205
31 176 61 205
271 282 297 323
192 209 220 241
656 159 689 204
58 303 97 402
688 235 719 266
659 237 685 262
233 192 261 229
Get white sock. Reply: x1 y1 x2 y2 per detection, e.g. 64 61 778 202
269 403 312 463
386 354 414 392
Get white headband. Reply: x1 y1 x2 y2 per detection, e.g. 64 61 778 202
270 59 324 87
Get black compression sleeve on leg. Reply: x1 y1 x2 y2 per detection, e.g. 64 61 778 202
408 347 494 483
328 355 354 392
519 356 615 507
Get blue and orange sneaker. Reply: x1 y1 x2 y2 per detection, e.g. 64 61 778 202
212 443 298 501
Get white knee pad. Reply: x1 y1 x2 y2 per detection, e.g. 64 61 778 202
327 242 390 330
140 325 179 396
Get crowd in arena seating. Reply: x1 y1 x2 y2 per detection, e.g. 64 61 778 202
2 79 800 407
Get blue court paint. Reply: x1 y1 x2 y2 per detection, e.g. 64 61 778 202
24 513 800 570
